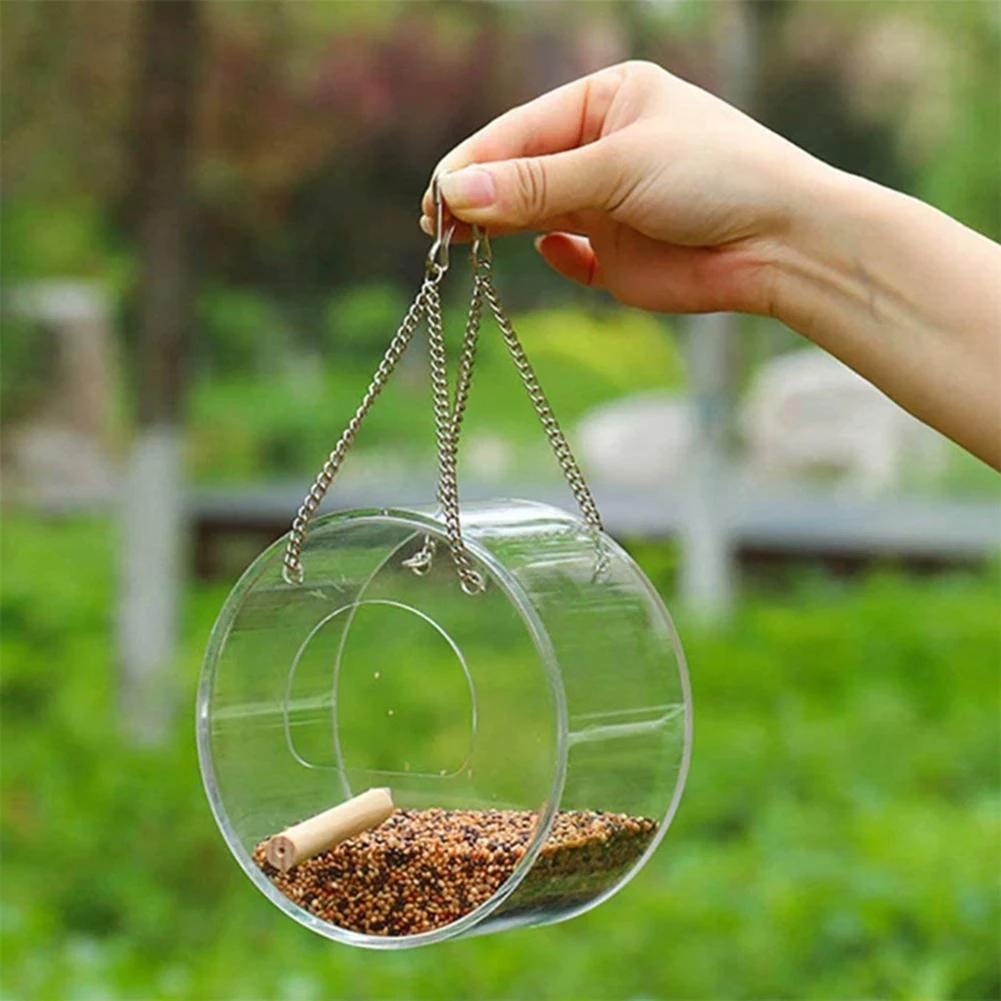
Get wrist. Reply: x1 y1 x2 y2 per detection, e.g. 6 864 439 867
766 161 947 348
746 145 1001 468
769 162 876 336
730 152 866 324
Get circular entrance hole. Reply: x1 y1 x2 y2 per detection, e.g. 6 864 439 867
284 599 476 779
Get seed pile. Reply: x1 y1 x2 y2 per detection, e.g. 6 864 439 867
253 808 656 937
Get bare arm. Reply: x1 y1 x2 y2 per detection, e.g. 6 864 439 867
420 61 1001 467
773 168 1001 466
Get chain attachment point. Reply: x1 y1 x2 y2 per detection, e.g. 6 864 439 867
401 545 435 576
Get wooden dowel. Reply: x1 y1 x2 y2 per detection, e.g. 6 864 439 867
265 787 394 872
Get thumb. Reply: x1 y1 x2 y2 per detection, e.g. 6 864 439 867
437 143 618 230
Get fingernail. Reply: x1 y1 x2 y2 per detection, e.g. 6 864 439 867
533 235 547 253
438 168 496 210
419 215 433 236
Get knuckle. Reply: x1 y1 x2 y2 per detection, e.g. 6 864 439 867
622 59 663 83
511 157 549 221
596 136 638 213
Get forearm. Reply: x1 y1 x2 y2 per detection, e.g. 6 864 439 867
773 165 1001 467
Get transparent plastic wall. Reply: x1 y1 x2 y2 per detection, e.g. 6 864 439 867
198 500 691 947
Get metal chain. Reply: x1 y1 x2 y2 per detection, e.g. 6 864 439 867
282 185 606 588
403 250 486 592
282 176 486 590
471 232 607 567
281 281 433 585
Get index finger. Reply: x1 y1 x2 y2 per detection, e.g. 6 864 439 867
421 63 628 218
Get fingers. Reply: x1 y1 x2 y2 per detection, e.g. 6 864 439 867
433 139 630 233
419 209 602 244
419 216 523 243
534 232 605 288
421 63 630 217
537 227 768 316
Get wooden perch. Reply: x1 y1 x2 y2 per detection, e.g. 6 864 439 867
265 787 395 872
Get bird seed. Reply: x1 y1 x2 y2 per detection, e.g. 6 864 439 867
253 808 657 937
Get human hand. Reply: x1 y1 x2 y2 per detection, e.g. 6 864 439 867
420 60 826 318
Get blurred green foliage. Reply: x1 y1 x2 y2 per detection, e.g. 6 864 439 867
0 199 118 282
322 284 411 359
911 1 1001 239
186 301 684 483
195 286 288 376
3 0 998 335
0 314 51 424
2 515 998 1000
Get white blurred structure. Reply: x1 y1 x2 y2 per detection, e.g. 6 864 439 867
463 432 516 482
576 392 694 487
6 426 116 502
119 427 183 745
742 348 947 494
5 280 119 502
9 281 115 439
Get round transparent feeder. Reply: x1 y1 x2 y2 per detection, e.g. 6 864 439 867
197 499 691 948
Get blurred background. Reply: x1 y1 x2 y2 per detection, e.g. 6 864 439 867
1 1 999 998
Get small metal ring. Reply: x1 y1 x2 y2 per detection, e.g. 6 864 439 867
460 570 486 596
425 261 447 283
402 539 437 576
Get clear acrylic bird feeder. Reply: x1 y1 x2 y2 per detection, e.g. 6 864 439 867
197 185 692 948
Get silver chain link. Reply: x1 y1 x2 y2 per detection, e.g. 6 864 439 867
470 230 609 576
282 182 606 589
281 280 434 585
403 247 487 593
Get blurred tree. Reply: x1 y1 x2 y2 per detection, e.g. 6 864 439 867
127 1 201 427
118 0 202 746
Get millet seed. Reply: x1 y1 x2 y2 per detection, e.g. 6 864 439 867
252 808 657 937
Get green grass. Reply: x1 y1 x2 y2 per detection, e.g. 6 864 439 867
1 515 999 1000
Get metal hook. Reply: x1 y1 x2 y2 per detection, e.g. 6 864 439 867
426 174 455 276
